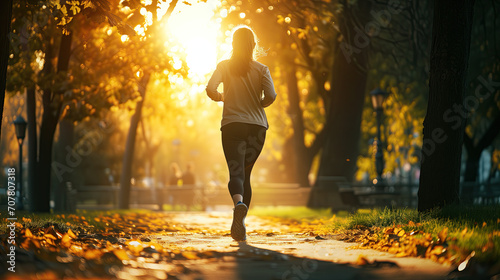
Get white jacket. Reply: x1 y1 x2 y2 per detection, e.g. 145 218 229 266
206 60 277 129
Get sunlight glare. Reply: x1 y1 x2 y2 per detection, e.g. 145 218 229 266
166 0 219 76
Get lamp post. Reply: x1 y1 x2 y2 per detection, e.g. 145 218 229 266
13 116 27 210
370 88 386 191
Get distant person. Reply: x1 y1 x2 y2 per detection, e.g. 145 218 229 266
182 163 196 185
206 26 277 241
169 162 182 186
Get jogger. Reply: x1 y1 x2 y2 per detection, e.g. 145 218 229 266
206 26 277 241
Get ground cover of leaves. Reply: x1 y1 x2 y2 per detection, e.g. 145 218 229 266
0 211 217 279
258 211 500 279
329 217 500 279
0 210 498 279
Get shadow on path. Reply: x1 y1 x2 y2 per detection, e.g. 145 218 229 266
232 241 374 280
192 241 446 280
155 212 451 280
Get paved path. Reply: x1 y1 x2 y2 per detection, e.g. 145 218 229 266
149 211 452 280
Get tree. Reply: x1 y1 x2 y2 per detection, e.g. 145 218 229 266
314 1 371 182
118 0 181 209
307 0 373 208
8 0 138 212
461 0 500 184
418 0 476 211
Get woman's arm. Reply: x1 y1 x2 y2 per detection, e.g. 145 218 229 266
206 64 224 102
261 66 277 107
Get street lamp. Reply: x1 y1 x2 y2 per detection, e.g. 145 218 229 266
13 116 27 210
370 88 387 191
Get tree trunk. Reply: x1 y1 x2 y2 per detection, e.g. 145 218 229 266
0 0 13 138
282 58 310 187
314 2 370 179
119 72 151 209
27 87 37 211
35 93 63 212
22 19 38 212
32 33 73 212
53 118 74 211
418 0 475 212
464 149 481 183
316 49 368 182
308 1 370 208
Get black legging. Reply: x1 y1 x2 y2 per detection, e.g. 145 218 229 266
221 122 266 207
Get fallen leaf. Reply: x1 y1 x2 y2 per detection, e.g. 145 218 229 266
438 228 448 243
61 234 72 248
44 233 57 240
84 249 103 260
67 229 77 239
113 249 129 261
181 251 199 260
356 254 369 266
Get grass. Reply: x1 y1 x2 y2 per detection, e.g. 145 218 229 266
160 204 204 211
253 205 500 263
0 208 152 234
337 206 499 237
349 206 499 262
250 206 334 220
0 212 72 234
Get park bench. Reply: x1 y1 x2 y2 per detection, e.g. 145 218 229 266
251 183 309 207
76 185 119 207
158 184 204 210
195 183 310 210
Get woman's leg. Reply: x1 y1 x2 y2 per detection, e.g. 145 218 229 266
242 125 266 208
222 123 247 205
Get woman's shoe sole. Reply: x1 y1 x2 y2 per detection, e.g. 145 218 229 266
231 203 248 241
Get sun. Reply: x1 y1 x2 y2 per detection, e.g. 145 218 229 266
165 0 221 76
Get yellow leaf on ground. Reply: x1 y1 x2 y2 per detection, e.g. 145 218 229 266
395 252 407 257
67 229 77 239
438 228 448 242
428 245 445 256
44 234 57 240
113 249 129 261
25 228 33 238
70 245 83 254
61 234 72 247
355 254 369 266
182 251 199 260
84 249 103 260
127 240 143 254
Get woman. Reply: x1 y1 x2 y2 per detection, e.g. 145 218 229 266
206 26 277 241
